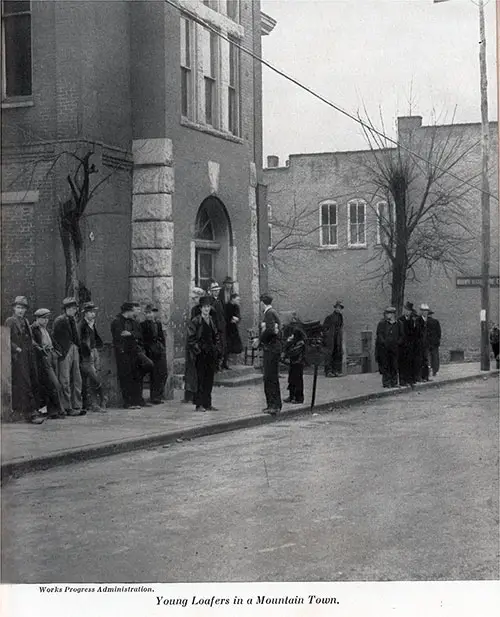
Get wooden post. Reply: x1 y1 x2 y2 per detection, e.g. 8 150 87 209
310 364 319 411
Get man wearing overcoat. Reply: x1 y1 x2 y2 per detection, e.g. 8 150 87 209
322 300 344 377
141 304 168 404
375 306 401 388
255 294 282 414
427 309 442 377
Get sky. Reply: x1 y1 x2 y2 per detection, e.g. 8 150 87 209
260 0 498 164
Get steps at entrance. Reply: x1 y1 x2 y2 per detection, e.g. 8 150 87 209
172 362 263 389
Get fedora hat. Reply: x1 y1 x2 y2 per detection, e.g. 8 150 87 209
13 296 29 307
82 302 98 312
191 287 205 298
199 296 211 307
403 301 414 311
384 306 396 314
334 300 344 309
120 301 135 313
34 308 51 318
209 280 221 290
222 276 234 284
62 297 78 309
419 303 430 311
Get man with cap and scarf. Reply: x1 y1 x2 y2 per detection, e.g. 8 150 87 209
5 296 44 423
78 302 106 412
32 307 65 419
52 297 85 416
141 304 168 404
375 306 401 388
397 301 419 387
322 300 344 377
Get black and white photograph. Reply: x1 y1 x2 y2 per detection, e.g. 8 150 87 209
0 0 499 615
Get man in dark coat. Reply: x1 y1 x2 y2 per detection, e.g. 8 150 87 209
490 323 499 369
417 303 432 382
283 324 306 404
141 304 168 404
111 302 153 409
375 306 401 388
52 297 85 416
427 309 442 376
218 275 235 369
207 280 226 370
78 302 106 412
226 292 243 355
186 296 220 411
322 300 344 377
183 288 206 403
32 308 65 419
254 294 282 414
5 296 44 424
398 301 418 387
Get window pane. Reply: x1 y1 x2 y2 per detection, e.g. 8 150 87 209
3 1 30 15
227 0 238 20
357 204 365 223
358 223 365 243
228 87 236 133
329 203 336 225
321 204 329 226
321 225 330 246
330 225 337 245
181 68 189 116
350 203 357 224
209 32 217 77
199 253 213 279
4 14 32 97
205 77 214 125
180 18 190 67
350 224 357 243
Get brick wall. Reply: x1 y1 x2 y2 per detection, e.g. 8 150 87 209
264 120 499 357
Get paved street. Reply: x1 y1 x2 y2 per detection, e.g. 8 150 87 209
1 379 498 583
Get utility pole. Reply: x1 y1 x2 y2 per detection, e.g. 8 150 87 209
434 0 491 370
478 0 490 371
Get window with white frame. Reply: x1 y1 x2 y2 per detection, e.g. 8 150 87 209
228 38 239 135
319 200 338 247
376 200 395 245
348 199 366 246
202 29 219 127
180 15 194 118
226 0 239 21
1 0 32 99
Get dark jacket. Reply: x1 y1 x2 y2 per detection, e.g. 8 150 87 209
31 322 61 357
209 296 226 335
284 328 306 365
226 303 243 354
259 307 281 353
111 313 140 357
141 319 166 358
6 316 35 354
322 311 343 351
77 319 103 360
397 314 419 346
427 316 442 348
187 314 220 358
375 318 401 367
52 313 80 358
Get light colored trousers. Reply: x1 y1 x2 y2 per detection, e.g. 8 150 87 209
57 343 82 411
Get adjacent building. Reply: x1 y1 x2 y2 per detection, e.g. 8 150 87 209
1 0 275 353
263 116 499 361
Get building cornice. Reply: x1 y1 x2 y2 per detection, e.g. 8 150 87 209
261 11 276 36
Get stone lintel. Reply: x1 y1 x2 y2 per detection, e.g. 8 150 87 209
132 193 172 222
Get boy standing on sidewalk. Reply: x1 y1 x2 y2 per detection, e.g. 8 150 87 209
283 325 306 404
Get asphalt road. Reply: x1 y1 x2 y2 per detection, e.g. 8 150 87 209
2 378 498 583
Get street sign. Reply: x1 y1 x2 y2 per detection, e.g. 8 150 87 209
456 275 499 288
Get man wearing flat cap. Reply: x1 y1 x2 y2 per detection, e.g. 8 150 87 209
78 302 106 412
375 307 401 388
141 304 168 404
32 308 65 419
322 300 344 377
52 297 85 416
4 296 44 423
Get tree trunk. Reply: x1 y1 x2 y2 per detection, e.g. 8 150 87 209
391 167 408 315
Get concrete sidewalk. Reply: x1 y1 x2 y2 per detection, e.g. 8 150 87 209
1 363 497 480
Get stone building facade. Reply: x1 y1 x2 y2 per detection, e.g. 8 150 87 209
263 116 499 361
1 0 273 357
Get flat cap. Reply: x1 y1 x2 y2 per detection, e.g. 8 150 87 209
121 302 135 313
82 302 98 312
34 308 51 318
13 296 29 307
62 297 78 308
384 306 396 313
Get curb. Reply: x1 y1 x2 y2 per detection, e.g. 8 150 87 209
2 370 497 483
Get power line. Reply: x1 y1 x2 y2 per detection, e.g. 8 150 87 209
165 0 498 201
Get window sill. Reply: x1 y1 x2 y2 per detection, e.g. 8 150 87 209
347 244 368 250
2 98 34 109
181 117 244 144
318 245 339 251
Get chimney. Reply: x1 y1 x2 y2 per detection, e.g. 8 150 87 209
267 155 279 168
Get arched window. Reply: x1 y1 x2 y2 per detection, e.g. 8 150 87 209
348 199 366 247
195 207 215 241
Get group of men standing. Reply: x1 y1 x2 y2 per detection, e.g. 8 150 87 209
5 295 169 423
5 295 106 424
375 301 441 388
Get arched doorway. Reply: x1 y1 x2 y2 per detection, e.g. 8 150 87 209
193 196 234 290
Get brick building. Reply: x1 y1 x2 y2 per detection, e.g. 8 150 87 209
263 116 499 362
1 0 274 351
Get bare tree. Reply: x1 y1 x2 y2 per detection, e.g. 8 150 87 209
359 112 482 313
